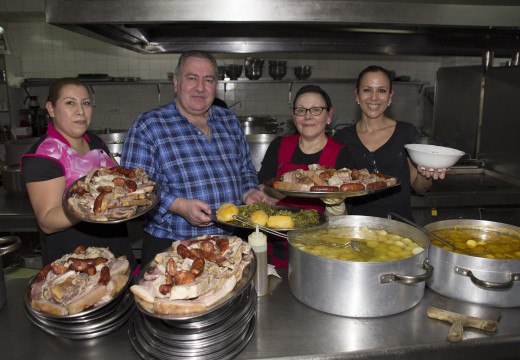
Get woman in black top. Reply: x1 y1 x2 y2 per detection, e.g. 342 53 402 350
21 78 136 268
333 65 446 220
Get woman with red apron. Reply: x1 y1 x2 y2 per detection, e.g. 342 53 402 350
257 85 355 267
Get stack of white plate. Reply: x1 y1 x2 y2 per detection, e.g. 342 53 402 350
24 275 135 339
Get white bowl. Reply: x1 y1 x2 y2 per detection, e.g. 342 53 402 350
404 144 465 169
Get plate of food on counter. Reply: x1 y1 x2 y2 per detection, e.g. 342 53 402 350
63 165 159 223
131 234 255 319
263 164 400 200
25 245 131 317
213 202 327 231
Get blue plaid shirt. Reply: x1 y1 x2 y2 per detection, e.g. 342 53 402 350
121 100 258 240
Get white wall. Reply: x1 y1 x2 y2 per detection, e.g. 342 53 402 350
1 16 484 134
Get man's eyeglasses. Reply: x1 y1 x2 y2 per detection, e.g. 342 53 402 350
293 106 328 116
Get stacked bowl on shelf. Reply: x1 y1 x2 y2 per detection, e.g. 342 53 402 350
225 64 243 80
268 60 287 80
294 65 312 80
244 57 264 80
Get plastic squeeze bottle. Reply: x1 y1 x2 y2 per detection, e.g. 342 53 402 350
248 225 268 296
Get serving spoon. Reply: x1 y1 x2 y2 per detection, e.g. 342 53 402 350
233 215 367 253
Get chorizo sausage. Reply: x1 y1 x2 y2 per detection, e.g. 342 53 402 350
125 179 137 192
190 258 205 277
166 258 177 276
159 283 173 295
216 238 229 253
177 244 197 260
98 266 110 285
86 264 97 276
174 270 196 285
37 264 53 281
51 263 69 275
200 240 215 253
365 181 388 190
340 183 365 191
310 185 340 192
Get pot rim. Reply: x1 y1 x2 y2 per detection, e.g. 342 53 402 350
0 236 22 256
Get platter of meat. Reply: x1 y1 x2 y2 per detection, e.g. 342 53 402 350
63 166 159 223
131 235 254 320
25 245 131 318
263 164 400 200
213 202 327 231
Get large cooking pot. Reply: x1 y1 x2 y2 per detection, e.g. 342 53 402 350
238 116 282 135
5 137 39 166
287 215 432 317
97 131 127 144
246 134 277 172
425 219 520 307
97 132 127 163
1 165 27 193
0 236 22 309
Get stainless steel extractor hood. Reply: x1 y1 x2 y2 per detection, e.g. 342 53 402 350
46 0 520 56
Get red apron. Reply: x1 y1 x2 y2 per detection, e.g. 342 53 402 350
268 134 343 268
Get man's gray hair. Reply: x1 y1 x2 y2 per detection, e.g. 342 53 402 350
175 50 218 77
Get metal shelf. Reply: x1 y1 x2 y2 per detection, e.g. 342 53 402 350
23 78 427 87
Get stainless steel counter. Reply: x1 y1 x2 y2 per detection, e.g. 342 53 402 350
411 168 520 208
2 270 520 360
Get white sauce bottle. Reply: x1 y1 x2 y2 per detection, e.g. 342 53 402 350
248 225 268 296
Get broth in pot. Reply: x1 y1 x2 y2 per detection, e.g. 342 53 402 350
290 226 425 262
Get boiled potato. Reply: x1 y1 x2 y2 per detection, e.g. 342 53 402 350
266 215 294 229
216 203 239 222
250 210 269 226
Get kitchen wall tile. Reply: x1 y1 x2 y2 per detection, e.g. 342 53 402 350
1 17 486 136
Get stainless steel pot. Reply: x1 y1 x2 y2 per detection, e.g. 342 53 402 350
239 116 281 135
287 215 432 317
1 165 27 193
0 236 22 309
246 134 277 172
97 131 128 144
425 219 520 307
5 137 39 166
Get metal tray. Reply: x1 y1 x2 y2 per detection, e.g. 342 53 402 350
263 177 401 200
212 205 327 231
134 244 255 321
63 175 159 224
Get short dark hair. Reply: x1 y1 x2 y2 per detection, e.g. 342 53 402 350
47 77 89 105
356 65 393 91
293 85 333 108
175 50 218 77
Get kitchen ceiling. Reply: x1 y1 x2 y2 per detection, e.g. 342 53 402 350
46 0 520 56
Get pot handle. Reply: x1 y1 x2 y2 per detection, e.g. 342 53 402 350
454 266 520 290
0 236 22 256
380 260 434 284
